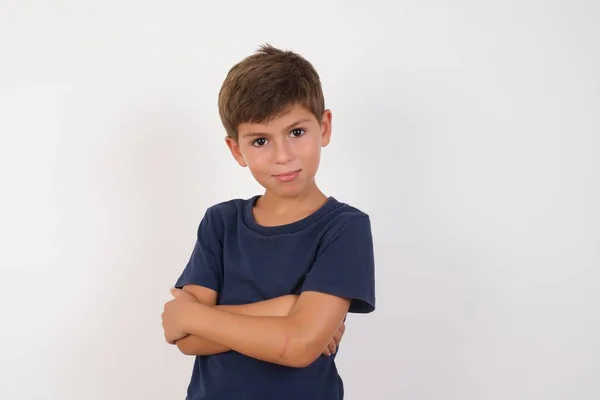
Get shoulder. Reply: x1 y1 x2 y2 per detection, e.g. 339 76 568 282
197 196 254 234
327 198 371 227
330 199 369 219
206 197 248 220
320 198 373 242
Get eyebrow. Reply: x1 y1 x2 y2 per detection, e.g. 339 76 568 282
241 118 312 138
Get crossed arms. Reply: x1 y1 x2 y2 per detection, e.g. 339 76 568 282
162 285 350 368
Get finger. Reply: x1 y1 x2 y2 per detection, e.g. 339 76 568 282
333 330 343 345
166 331 178 344
172 289 197 303
328 339 337 355
339 323 346 335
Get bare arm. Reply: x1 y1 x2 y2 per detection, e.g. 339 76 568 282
175 285 298 356
179 291 350 367
218 296 298 317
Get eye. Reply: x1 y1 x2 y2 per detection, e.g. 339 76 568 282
290 128 306 138
251 137 268 147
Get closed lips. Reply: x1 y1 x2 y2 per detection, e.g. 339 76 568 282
274 170 300 176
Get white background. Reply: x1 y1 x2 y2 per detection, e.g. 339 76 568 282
1 1 599 399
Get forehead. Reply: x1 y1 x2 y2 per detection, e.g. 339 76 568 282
238 105 317 136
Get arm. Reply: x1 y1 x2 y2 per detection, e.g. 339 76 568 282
175 291 350 367
174 285 225 355
166 216 376 366
219 296 298 317
175 285 298 356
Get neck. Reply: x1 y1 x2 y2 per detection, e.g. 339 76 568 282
258 183 327 215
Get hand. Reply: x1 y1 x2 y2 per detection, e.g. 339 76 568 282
323 322 345 356
162 288 197 344
169 288 199 344
171 287 199 303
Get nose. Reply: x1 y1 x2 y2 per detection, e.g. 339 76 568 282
274 139 294 164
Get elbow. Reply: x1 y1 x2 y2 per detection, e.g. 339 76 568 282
287 344 322 368
176 339 195 356
176 342 192 356
282 352 311 368
288 355 317 369
279 333 322 368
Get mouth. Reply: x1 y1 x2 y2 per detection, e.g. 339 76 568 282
273 169 301 182
274 169 301 177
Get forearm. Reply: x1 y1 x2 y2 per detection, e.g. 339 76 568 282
177 295 298 356
176 334 229 355
217 294 297 317
186 303 311 367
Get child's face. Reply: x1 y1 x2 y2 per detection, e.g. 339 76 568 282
226 104 332 198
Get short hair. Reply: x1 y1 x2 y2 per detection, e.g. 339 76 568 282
218 44 325 141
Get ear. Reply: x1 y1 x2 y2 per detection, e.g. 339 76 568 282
320 109 332 147
225 136 248 167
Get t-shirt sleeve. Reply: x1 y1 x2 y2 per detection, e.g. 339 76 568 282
174 211 222 292
300 215 376 313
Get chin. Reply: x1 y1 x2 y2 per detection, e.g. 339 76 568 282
266 184 307 198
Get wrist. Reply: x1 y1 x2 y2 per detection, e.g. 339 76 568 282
185 301 205 334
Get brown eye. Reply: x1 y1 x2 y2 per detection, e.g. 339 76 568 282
290 128 306 138
252 138 267 147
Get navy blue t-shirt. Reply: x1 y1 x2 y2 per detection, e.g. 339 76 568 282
174 195 376 400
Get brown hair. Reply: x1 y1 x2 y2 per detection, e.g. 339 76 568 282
218 44 325 141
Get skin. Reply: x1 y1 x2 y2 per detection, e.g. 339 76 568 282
225 103 332 210
173 286 344 357
163 105 351 367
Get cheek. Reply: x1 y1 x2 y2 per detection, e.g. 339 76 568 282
244 151 270 173
297 139 321 163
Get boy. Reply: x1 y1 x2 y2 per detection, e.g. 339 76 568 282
162 44 376 400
